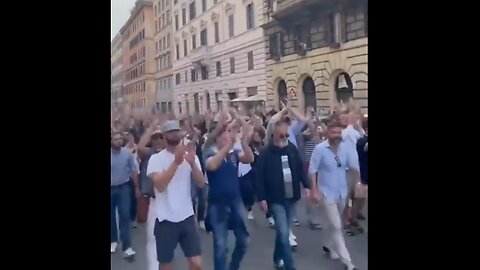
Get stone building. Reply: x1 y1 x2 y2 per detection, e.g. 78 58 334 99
263 0 368 114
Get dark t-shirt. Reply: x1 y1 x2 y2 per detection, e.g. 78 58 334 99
203 147 241 203
139 148 160 197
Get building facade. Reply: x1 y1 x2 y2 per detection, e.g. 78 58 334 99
111 34 123 109
263 0 368 114
120 0 156 110
172 0 268 115
153 0 174 113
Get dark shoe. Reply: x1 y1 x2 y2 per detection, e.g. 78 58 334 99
349 219 364 234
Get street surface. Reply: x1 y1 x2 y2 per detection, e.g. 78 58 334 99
112 198 368 270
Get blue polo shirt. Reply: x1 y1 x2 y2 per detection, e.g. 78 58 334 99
203 146 241 203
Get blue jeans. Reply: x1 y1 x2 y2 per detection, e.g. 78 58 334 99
208 197 249 270
271 200 295 270
128 180 137 222
111 182 132 251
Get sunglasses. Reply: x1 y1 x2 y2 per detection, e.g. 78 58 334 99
279 133 290 139
334 155 342 168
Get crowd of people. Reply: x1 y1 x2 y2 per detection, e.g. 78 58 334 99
110 98 368 270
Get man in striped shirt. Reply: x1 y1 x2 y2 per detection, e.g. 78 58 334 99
299 119 325 230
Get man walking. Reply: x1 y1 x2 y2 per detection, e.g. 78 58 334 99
111 132 140 260
147 120 205 270
255 118 311 270
203 117 254 270
309 121 361 270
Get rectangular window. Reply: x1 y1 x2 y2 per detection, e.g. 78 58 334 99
200 29 207 46
166 10 170 24
182 8 186 25
189 2 196 20
201 66 208 80
230 57 235 74
246 3 255 30
176 44 180 60
175 14 179 31
293 25 311 52
214 22 219 43
192 34 196 49
191 69 197 82
247 87 258 97
330 12 342 46
216 61 221 76
247 51 254 70
228 15 234 38
202 0 207 12
175 73 180 85
184 39 188 56
269 32 283 59
167 34 170 47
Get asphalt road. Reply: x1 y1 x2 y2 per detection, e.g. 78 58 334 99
112 199 368 270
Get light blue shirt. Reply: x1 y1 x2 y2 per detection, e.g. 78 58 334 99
308 140 359 203
288 120 305 147
111 147 138 186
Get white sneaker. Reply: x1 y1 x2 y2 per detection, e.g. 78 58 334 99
199 220 206 231
268 217 275 227
329 250 340 260
132 221 138 228
290 230 297 240
123 247 136 257
247 211 254 220
289 236 298 248
111 242 118 253
275 259 285 268
344 263 357 270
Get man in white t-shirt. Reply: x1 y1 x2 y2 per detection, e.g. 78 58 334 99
147 120 205 270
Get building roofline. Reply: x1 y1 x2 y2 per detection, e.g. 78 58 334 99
119 0 153 34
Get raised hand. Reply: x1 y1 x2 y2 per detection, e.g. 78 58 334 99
184 142 197 166
174 144 187 165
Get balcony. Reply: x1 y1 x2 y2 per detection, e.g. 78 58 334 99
189 45 212 65
272 0 330 20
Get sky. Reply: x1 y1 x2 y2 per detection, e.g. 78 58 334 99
111 0 137 41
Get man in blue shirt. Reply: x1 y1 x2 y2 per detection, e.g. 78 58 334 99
111 132 140 260
309 121 360 270
203 118 254 270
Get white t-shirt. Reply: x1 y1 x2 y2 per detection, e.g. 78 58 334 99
233 139 252 177
146 149 202 223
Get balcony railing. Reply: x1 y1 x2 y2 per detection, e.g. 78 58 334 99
272 0 328 19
